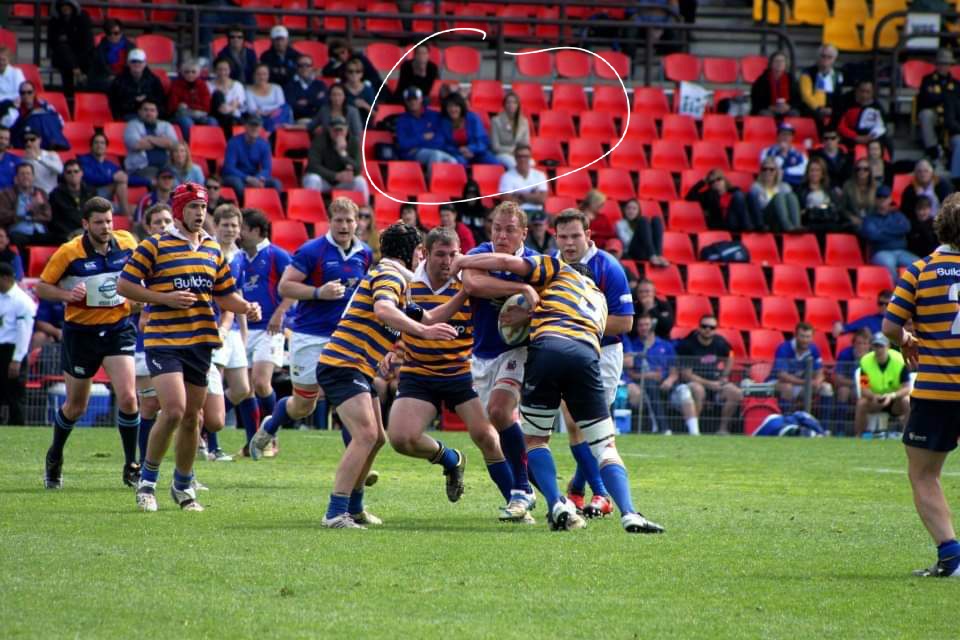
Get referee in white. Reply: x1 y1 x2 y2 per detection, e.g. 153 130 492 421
0 262 36 424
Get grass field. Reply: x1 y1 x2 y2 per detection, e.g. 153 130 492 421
1 427 957 639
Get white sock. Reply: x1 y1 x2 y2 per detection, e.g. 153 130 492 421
685 417 700 435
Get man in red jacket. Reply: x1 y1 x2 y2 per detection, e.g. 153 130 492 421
836 80 890 152
167 59 216 143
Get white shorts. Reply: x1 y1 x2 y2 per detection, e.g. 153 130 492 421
289 332 329 387
472 347 526 409
212 328 248 370
207 363 224 396
134 350 149 378
246 328 284 367
599 342 624 408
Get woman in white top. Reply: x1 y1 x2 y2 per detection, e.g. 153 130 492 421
167 142 205 186
21 131 62 194
209 56 246 135
245 63 291 132
489 91 530 170
748 157 801 232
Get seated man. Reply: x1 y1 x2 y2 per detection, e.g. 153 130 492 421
676 314 742 434
860 185 917 280
222 114 281 201
833 289 891 338
3 81 69 150
302 115 368 203
0 162 52 250
770 321 831 411
834 327 872 405
799 44 843 129
0 46 26 103
836 80 890 152
283 54 327 123
854 332 910 437
916 50 957 162
759 123 808 188
497 144 547 213
49 159 96 244
31 298 64 350
0 125 19 189
123 99 178 186
108 48 166 121
395 86 458 167
78 132 129 215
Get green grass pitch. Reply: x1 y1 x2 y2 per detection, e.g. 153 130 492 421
1 427 957 639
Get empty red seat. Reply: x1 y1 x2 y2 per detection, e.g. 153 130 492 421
732 141 765 173
902 60 935 89
638 169 677 201
782 233 823 266
365 2 403 32
429 162 467 195
663 53 701 82
579 111 617 140
633 87 670 119
272 157 298 190
784 116 819 146
552 83 588 113
188 125 226 163
702 114 739 146
538 110 576 138
625 113 658 145
594 50 631 81
856 265 894 298
661 114 699 146
742 232 780 264
597 168 636 200
531 137 566 165
824 233 864 268
719 295 760 330
274 128 310 158
136 34 175 65
593 85 631 116
717 327 749 359
553 165 592 198
691 141 730 172
244 188 284 221
73 92 112 124
702 57 738 83
742 116 778 145
675 294 715 328
515 49 553 77
726 170 755 193
749 328 784 360
102 121 127 157
805 297 843 332
813 330 834 364
295 40 328 68
512 81 549 114
568 138 605 168
740 55 768 83
892 173 911 206
471 163 504 200
608 137 648 171
556 50 591 78
286 188 327 224
39 91 70 122
761 297 801 332
668 200 706 233
28 246 57 277
63 122 94 154
728 263 769 298
661 231 697 264
650 140 690 172
814 266 855 299
469 79 505 113
771 264 812 298
365 42 405 73
272 220 308 253
444 45 481 75
545 195 577 214
386 161 427 195
686 262 726 296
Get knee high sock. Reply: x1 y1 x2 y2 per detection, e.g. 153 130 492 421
257 391 276 419
570 442 607 497
599 463 635 515
117 410 140 465
206 429 219 452
263 397 292 435
429 441 460 472
499 423 532 493
237 397 260 444
138 416 155 464
486 460 514 502
525 447 561 509
48 409 75 460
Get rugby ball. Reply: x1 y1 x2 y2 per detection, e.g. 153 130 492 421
498 293 531 346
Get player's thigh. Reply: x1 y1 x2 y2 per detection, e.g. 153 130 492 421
561 353 608 424
249 330 284 368
905 444 950 480
599 343 624 408
289 333 327 388
184 382 209 416
62 371 93 407
202 388 226 431
388 396 437 442
338 392 382 446
102 354 136 397
223 366 250 398
152 372 188 416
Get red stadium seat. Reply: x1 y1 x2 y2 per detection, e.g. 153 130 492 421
469 80 504 114
701 114 739 146
295 41 329 68
415 192 447 228
553 166 592 198
691 142 730 172
813 266 855 299
675 294 714 328
661 114 699 146
686 262 727 296
717 327 748 360
732 141 765 173
740 55 768 83
824 233 864 268
667 200 706 233
39 91 70 122
512 82 549 115
650 140 689 173
784 116 819 146
28 246 57 277
741 232 780 264
244 188 284 221
805 297 843 332
63 122 94 154
429 162 467 195
593 85 631 117
645 263 684 296
742 116 778 145
286 188 327 224
365 2 403 32
545 195 577 214
0 28 17 55
189 125 226 163
638 169 677 201
625 113 658 145
702 57 738 83
782 233 823 266
846 297 877 324
719 295 760 330
568 139 605 168
373 193 401 226
726 171 755 193
639 200 662 218
386 161 427 195
597 168 636 200
444 45 481 76
892 173 911 206
272 157 299 191
663 53 701 82
73 92 112 124
552 83 589 113
365 43 405 73
856 266 894 298
331 190 366 206
136 35 175 66
608 137 648 171
728 263 769 298
102 121 127 157
272 220 308 253
813 330 834 364
696 230 732 249
902 60 935 89
556 50 591 79
538 110 576 138
594 50 631 81
471 163 504 201
761 297 801 332
515 49 553 78
498 4 534 38
274 128 310 158
632 87 670 119
749 329 784 360
771 264 812 298
661 231 697 264
531 137 566 165
579 111 617 140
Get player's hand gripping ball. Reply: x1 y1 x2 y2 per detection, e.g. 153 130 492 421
498 293 531 346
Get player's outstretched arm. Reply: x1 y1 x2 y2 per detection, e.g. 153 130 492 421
35 281 86 304
277 265 346 301
374 299 458 341
215 292 262 323
454 253 531 278
422 286 469 325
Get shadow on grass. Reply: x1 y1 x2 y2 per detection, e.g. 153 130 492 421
223 519 528 534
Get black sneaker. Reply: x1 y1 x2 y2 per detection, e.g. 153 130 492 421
122 462 141 488
44 451 63 489
913 559 960 577
444 449 465 503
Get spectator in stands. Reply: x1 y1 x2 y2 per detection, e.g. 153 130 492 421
167 142 205 186
307 83 362 140
861 185 917 280
686 168 760 232
31 299 64 350
901 158 954 221
439 204 476 252
341 57 376 120
760 122 808 187
3 82 69 151
48 0 94 96
217 26 258 85
168 58 216 142
48 159 95 244
634 278 674 340
917 49 958 163
135 167 175 223
88 19 135 93
579 190 618 248
836 80 889 151
497 144 547 213
440 92 498 166
20 129 63 194
0 163 52 249
284 54 327 124
617 197 668 266
323 39 381 86
78 132 129 215
396 86 458 168
833 289 892 338
209 56 246 136
245 63 292 133
676 313 742 435
748 157 802 232
260 25 300 87
624 312 687 435
490 91 530 170
749 50 801 117
853 332 910 437
108 48 166 122
205 174 233 209
222 114 281 200
456 180 488 241
524 209 556 254
0 126 19 189
396 44 439 104
865 139 892 186
356 204 380 261
770 322 830 411
303 115 369 203
123 99 178 186
839 158 875 229
799 44 843 129
834 327 872 405
0 47 25 103
399 202 428 233
908 194 938 257
0 226 23 280
797 157 841 232
810 129 851 194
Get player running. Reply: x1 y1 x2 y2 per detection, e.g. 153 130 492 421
452 250 664 534
461 201 537 520
883 192 960 577
118 183 260 512
38 196 140 489
386 227 521 517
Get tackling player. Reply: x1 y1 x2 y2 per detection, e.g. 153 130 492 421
452 250 664 534
38 196 140 489
118 183 260 512
883 192 960 577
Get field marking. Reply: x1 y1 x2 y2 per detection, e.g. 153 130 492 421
855 467 960 477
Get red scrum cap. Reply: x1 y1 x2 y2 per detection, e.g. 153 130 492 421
171 182 208 220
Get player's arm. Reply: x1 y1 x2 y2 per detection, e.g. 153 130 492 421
35 280 85 304
214 291 262 322
374 299 457 340
421 287 469 325
277 265 345 301
662 365 679 390
605 314 633 336
117 278 197 309
455 253 532 278
268 296 294 334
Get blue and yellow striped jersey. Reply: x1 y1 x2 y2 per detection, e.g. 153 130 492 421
886 245 960 400
120 227 236 349
400 266 472 378
522 255 608 353
318 259 407 379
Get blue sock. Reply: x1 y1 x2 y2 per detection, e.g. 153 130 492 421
486 460 514 501
500 423 532 493
141 459 160 484
526 447 561 509
173 468 193 492
571 442 607 496
341 426 352 448
431 441 460 472
938 539 960 571
568 465 587 495
224 396 234 414
206 429 219 452
264 397 291 435
48 409 76 459
258 391 276 419
238 397 259 443
325 493 349 519
599 464 635 515
348 489 364 515
138 416 154 465
313 398 328 430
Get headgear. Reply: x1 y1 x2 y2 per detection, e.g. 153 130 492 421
171 182 208 221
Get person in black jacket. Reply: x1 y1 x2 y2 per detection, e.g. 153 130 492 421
916 49 958 161
941 85 960 182
749 50 802 117
395 44 439 105
283 54 328 124
322 39 382 86
686 168 761 231
87 19 136 93
108 49 167 121
907 194 938 257
47 0 94 97
48 159 96 243
216 26 258 85
634 278 674 341
301 116 369 202
809 129 852 196
260 25 300 87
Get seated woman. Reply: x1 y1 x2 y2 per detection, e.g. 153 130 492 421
209 56 247 137
686 168 760 231
749 50 802 117
439 92 498 166
748 158 802 232
864 139 892 186
395 44 439 103
307 83 363 140
167 142 205 186
341 57 377 121
616 198 668 266
580 189 618 249
356 204 380 261
839 159 876 230
244 63 292 133
900 158 953 222
796 157 842 232
490 91 530 170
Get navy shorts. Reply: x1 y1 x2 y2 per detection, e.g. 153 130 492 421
316 363 374 407
144 346 213 388
522 337 609 422
396 372 478 414
903 398 960 452
62 323 136 379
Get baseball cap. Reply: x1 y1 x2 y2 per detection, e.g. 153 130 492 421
403 86 423 101
777 122 795 134
244 113 263 126
876 184 892 199
128 48 147 63
871 332 890 347
270 25 289 40
529 210 547 224
158 167 175 177
329 115 348 129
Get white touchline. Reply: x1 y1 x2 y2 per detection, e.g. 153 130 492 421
361 27 632 207
855 467 960 477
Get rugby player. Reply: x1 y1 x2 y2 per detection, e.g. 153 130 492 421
883 192 960 577
38 196 140 489
118 183 260 512
386 227 519 516
452 250 664 534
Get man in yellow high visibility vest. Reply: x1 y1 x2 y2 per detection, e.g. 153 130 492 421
854 332 911 437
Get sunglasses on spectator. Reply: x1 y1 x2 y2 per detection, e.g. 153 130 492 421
19 89 33 95
229 34 244 39
24 136 38 142
515 153 531 160
206 184 220 190
109 29 121 36
823 134 838 140
700 323 717 330
856 166 870 171
298 63 312 68
347 68 363 74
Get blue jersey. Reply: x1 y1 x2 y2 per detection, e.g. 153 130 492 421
288 234 373 337
834 345 861 379
240 240 291 330
626 334 676 382
468 241 540 359
770 339 823 381
562 244 634 346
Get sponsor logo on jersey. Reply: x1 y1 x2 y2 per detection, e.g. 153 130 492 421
173 274 214 291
